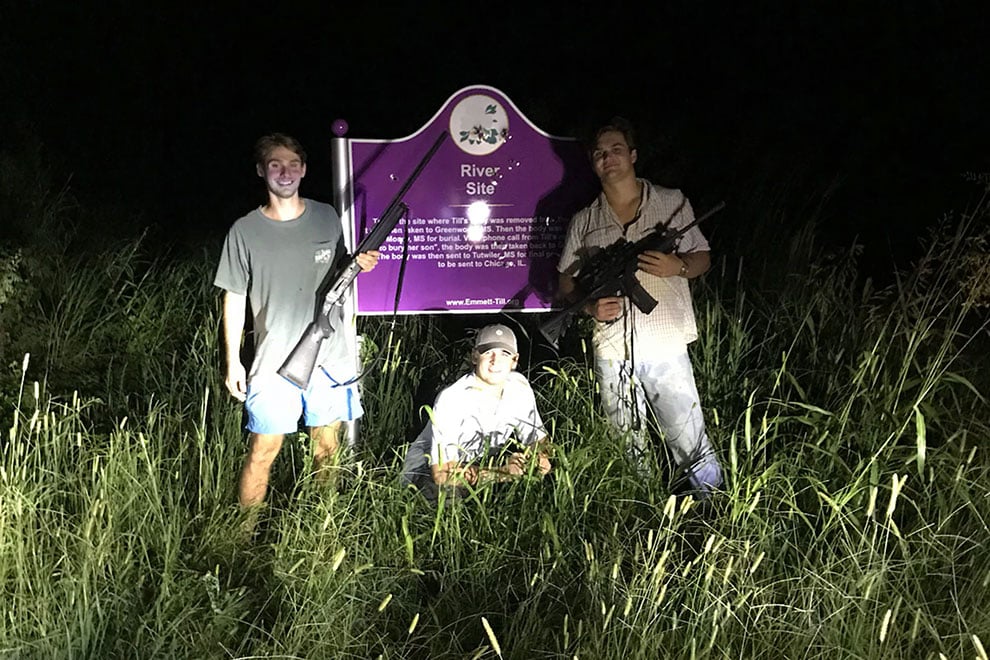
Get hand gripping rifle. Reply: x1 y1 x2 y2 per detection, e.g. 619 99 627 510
277 131 448 389
539 201 725 348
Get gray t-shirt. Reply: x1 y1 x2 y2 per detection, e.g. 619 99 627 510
214 199 352 380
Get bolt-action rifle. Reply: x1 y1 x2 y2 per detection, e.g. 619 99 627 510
278 131 448 389
539 201 725 348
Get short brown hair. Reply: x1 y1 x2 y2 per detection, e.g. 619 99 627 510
254 133 307 167
590 116 637 157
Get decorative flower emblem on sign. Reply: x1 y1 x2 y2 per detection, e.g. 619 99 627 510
449 94 509 156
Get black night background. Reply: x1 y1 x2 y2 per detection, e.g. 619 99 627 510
4 3 987 271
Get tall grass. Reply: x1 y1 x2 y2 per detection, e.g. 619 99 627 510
1 179 988 657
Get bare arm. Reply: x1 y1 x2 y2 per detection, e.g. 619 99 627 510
430 439 552 487
557 272 577 301
522 438 553 477
355 250 380 272
431 460 476 487
557 272 624 323
222 291 248 401
637 250 711 279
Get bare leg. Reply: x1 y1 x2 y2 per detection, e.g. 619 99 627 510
311 421 342 481
238 433 284 509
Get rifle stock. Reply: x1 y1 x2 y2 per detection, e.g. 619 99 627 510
277 318 330 389
539 201 725 347
277 131 448 388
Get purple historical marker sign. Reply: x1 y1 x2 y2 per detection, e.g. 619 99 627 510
349 85 598 314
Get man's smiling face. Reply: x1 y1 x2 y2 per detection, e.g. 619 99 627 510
591 130 637 183
474 348 518 387
258 145 306 199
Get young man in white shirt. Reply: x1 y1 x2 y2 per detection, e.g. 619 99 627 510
401 324 552 498
557 118 722 497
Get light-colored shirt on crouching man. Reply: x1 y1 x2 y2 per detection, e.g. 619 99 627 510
401 324 552 499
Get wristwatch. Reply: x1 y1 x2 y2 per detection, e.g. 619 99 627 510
679 262 688 277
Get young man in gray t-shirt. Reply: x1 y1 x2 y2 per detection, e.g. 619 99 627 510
214 133 379 515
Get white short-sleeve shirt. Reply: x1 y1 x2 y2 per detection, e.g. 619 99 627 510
429 372 546 465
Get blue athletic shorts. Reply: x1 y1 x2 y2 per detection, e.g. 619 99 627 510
245 367 364 434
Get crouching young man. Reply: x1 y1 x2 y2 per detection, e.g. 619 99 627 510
401 324 552 499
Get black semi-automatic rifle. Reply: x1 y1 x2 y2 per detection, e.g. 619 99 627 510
278 131 448 389
539 201 725 348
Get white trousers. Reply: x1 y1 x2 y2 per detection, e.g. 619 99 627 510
596 350 722 493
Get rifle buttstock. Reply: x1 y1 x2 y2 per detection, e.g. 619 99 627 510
538 310 575 348
277 322 325 389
